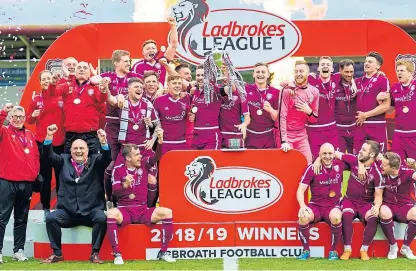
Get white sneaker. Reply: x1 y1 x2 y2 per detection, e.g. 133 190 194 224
113 253 124 265
400 247 416 259
12 249 28 262
157 251 176 263
0 253 3 264
388 244 398 260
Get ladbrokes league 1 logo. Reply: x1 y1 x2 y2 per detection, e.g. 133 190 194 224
171 0 302 70
184 156 283 214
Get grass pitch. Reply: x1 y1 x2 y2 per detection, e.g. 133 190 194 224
1 257 414 270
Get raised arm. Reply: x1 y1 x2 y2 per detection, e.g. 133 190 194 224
149 127 164 166
0 103 13 139
164 17 178 61
43 124 64 168
26 98 39 125
95 129 112 168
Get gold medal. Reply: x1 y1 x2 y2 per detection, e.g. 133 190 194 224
24 148 30 154
129 193 135 199
133 124 139 130
257 109 263 116
74 98 81 104
403 106 409 113
191 106 198 114
328 190 336 198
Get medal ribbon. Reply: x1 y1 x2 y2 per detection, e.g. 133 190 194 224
10 127 28 149
320 79 333 109
128 100 142 125
255 85 269 111
74 80 89 99
400 80 415 110
116 76 129 95
70 158 87 177
358 74 378 102
125 168 138 188
323 165 336 197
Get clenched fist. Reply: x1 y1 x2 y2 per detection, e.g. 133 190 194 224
46 124 58 136
97 129 107 144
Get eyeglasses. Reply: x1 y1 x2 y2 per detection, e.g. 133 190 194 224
11 115 25 120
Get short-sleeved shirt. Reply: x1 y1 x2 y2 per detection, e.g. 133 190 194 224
390 80 416 132
192 88 222 128
341 153 384 203
383 166 415 206
118 98 158 144
308 75 337 126
356 75 389 122
219 93 249 134
111 157 157 207
153 93 190 141
300 160 345 207
132 59 167 85
101 71 142 123
246 84 280 132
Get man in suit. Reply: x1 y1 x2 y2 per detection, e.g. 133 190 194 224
41 124 111 264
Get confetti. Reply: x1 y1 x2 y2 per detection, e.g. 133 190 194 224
41 36 44 40
73 10 93 19
32 39 35 42
19 48 24 51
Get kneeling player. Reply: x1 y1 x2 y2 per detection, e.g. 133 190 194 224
296 143 344 260
379 152 416 259
106 128 175 264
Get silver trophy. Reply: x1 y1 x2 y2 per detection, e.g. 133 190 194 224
203 49 247 104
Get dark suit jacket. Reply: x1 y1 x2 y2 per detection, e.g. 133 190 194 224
44 143 111 216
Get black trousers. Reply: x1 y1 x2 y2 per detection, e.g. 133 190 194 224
37 142 64 210
64 132 100 155
0 179 33 253
45 208 107 256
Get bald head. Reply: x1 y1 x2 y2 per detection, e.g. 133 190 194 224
319 143 335 167
71 139 89 163
320 143 335 154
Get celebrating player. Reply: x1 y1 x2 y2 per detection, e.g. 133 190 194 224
297 143 344 260
354 52 390 153
335 59 357 154
378 152 416 259
132 17 178 85
337 140 384 260
245 62 279 149
153 74 190 155
106 130 175 264
306 57 338 159
382 60 416 160
143 71 161 102
190 65 223 150
280 60 319 164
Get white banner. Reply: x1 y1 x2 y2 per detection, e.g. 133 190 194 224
146 246 324 260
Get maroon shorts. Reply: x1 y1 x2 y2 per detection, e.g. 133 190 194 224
308 203 340 224
341 198 373 222
119 205 156 227
307 125 339 161
105 122 122 161
391 131 416 160
382 203 413 223
162 141 189 155
353 123 387 154
245 129 275 149
337 125 355 154
192 128 222 150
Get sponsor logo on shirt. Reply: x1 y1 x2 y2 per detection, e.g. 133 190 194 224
184 156 283 214
88 88 94 96
171 0 301 70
